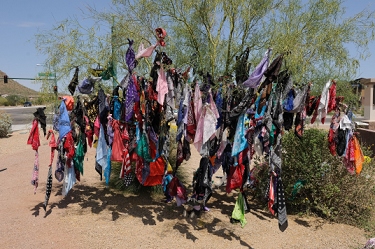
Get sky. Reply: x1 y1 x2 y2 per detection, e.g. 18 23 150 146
1 0 375 92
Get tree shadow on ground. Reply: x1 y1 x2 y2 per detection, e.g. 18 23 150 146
294 218 311 227
31 182 255 247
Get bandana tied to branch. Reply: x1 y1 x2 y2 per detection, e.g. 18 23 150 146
68 66 79 95
27 119 41 194
277 176 288 232
43 167 53 210
31 151 39 194
58 100 71 140
43 130 57 210
27 119 40 151
243 49 271 88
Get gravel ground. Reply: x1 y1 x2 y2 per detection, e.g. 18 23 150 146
0 129 371 249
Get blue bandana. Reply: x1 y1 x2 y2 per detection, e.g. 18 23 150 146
58 100 71 140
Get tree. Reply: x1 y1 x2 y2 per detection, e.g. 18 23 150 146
35 0 375 95
264 0 375 94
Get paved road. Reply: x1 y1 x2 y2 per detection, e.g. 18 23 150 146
0 105 54 131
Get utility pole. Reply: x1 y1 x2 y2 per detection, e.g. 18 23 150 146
37 64 58 113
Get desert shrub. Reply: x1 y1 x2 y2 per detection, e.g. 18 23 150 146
33 97 45 105
0 111 12 137
6 95 27 106
0 97 8 106
253 128 375 228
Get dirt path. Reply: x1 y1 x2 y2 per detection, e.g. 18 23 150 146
0 129 370 249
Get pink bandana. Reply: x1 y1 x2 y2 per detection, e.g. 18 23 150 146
156 65 168 105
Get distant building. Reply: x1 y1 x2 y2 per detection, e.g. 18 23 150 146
351 78 365 106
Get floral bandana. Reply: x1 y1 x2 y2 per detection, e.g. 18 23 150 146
31 151 39 194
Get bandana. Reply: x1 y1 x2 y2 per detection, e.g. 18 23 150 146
43 130 57 210
62 160 76 196
268 174 275 215
142 157 165 186
55 140 65 182
58 100 71 140
110 120 125 162
73 134 84 176
100 61 116 80
194 82 203 123
84 116 93 147
186 96 196 143
112 96 121 120
84 95 99 124
135 42 157 60
107 115 114 146
353 136 364 175
243 49 270 88
43 167 53 211
156 65 168 105
202 106 217 146
105 147 112 185
231 114 248 157
98 88 108 126
155 27 167 46
327 80 337 113
283 89 295 112
33 107 47 136
68 67 79 95
119 147 131 178
27 119 40 151
126 39 137 72
47 130 57 165
135 132 153 162
78 77 100 94
125 75 139 122
96 124 108 180
231 192 247 227
215 89 223 129
31 151 39 194
277 176 288 232
318 80 332 124
63 132 75 167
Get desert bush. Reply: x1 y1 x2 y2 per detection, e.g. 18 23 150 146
0 111 12 137
5 95 27 106
252 128 375 229
0 97 8 106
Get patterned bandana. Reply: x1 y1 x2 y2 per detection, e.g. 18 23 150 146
43 167 53 211
126 39 137 72
31 151 39 194
277 176 288 232
125 75 139 122
84 95 99 124
58 100 71 140
43 131 57 210
68 66 79 95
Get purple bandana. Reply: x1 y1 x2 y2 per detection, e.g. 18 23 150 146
126 39 136 72
243 49 271 88
125 76 139 121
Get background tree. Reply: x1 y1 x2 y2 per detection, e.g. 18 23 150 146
35 0 375 98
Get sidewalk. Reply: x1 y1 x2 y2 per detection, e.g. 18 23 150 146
11 124 32 132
